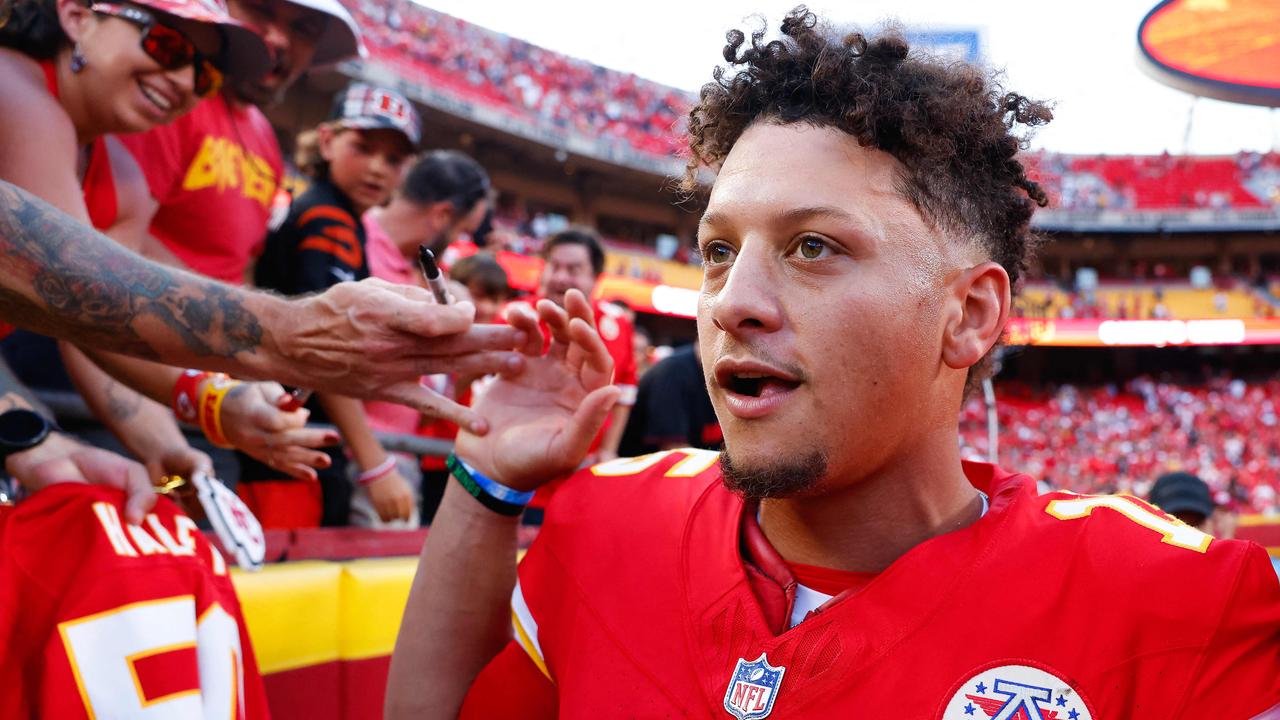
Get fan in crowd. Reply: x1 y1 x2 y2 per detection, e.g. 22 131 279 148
250 83 421 529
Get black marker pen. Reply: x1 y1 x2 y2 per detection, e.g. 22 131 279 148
418 245 451 305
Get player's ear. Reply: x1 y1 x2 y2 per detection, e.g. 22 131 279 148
941 261 1009 371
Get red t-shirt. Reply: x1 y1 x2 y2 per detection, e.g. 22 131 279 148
464 452 1280 718
0 484 269 719
119 94 283 284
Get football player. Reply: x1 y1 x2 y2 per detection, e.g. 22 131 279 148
386 9 1280 719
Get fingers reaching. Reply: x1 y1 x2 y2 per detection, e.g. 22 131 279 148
505 303 545 357
385 381 490 435
568 317 616 389
536 299 572 360
549 385 621 465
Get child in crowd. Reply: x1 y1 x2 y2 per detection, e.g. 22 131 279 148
248 83 421 529
449 253 513 324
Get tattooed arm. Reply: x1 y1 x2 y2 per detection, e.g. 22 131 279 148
0 181 527 430
60 343 212 483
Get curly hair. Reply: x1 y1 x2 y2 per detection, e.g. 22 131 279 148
685 6 1052 391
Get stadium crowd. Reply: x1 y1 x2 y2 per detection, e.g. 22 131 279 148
960 375 1280 514
344 0 689 156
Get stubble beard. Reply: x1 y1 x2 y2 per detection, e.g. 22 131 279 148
720 447 828 500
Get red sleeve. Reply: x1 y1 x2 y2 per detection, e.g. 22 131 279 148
459 640 557 719
615 315 638 389
117 121 189 205
1175 543 1280 718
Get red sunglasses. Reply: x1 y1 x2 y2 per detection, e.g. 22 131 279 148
90 2 223 98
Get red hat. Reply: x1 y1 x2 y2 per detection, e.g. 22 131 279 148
132 0 271 82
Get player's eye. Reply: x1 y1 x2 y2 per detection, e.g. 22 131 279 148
792 234 832 260
701 241 735 265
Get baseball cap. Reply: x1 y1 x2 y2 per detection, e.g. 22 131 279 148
279 0 365 66
330 83 421 146
134 0 271 82
1148 472 1215 519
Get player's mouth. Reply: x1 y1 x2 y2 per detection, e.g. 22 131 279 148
714 358 802 420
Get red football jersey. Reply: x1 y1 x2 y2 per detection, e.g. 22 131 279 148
477 450 1280 718
0 484 269 719
118 94 283 284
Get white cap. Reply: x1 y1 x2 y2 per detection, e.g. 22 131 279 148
284 0 365 66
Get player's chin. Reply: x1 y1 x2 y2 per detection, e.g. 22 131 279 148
719 445 827 500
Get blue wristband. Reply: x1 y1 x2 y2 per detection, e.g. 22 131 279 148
447 454 534 515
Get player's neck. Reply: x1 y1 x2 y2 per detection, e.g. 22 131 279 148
758 438 983 574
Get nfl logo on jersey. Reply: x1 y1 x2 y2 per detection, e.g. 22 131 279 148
723 653 786 720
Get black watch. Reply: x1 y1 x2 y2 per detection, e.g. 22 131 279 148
0 408 55 463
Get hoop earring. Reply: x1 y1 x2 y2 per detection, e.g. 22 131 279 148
70 43 87 73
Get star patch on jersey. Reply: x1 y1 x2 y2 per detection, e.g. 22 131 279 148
723 653 785 720
939 664 1093 720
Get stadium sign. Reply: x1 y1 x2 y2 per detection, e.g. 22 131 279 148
1006 317 1280 347
1137 0 1280 107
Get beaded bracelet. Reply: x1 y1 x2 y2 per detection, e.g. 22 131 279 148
446 453 533 517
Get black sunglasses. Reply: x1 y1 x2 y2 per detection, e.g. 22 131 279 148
90 2 223 98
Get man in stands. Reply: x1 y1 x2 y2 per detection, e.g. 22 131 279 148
118 0 362 283
523 228 637 462
386 10 1280 717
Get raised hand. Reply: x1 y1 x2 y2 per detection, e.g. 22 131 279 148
220 381 338 481
454 290 620 492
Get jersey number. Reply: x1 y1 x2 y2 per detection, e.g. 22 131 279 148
58 596 245 719
1046 495 1212 553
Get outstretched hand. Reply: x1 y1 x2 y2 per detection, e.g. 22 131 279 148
280 279 527 434
454 290 620 492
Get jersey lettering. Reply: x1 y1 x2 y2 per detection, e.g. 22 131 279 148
93 502 138 557
1046 495 1213 552
182 136 278 208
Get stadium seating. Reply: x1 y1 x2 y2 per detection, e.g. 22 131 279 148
960 377 1280 514
343 0 688 157
341 0 1280 214
1016 281 1271 320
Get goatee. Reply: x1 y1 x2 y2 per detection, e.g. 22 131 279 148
720 448 827 499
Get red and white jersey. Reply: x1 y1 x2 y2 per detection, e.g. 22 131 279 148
0 484 269 719
475 450 1280 719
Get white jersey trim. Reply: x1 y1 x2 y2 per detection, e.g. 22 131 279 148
511 580 550 680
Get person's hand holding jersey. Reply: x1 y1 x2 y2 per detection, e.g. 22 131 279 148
454 289 620 491
7 433 155 524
